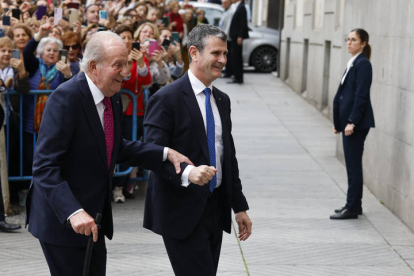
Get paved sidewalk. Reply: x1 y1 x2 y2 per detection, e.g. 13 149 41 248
2 73 414 275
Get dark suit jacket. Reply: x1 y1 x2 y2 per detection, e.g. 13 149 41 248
143 72 249 240
333 53 375 132
229 1 249 40
25 72 170 247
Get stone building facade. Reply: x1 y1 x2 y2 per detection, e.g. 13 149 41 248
280 0 414 231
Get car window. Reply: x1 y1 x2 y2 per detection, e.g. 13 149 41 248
201 8 223 26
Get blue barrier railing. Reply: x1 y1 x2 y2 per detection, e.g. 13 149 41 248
5 88 149 182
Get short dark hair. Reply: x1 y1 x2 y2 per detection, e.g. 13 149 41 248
187 24 227 62
114 24 134 37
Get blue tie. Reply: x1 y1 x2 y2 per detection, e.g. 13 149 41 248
203 88 217 192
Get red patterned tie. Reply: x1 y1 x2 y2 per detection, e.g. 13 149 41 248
102 97 114 170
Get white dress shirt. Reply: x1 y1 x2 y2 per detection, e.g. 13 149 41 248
341 53 361 85
181 69 224 188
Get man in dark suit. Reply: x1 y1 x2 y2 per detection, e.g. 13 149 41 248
144 24 252 275
228 0 249 84
25 31 191 275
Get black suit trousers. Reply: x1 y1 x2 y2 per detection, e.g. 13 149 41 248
224 40 233 77
231 39 243 82
40 231 107 276
342 129 370 212
162 189 225 276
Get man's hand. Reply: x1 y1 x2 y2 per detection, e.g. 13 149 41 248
69 211 98 242
235 211 252 241
344 123 355 136
188 165 217 186
237 37 243 46
333 127 338 134
167 148 194 174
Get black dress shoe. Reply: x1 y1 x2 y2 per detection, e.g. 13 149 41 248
226 79 243 84
330 209 358 220
335 207 363 215
0 221 21 232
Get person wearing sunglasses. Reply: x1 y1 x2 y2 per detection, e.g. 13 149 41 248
61 31 82 76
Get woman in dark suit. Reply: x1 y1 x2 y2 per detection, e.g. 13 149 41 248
330 28 375 220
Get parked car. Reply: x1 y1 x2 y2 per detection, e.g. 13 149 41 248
182 1 279 72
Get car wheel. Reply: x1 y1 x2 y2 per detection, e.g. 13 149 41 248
251 46 277 72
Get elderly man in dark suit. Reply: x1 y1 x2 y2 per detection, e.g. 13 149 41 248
25 31 191 276
143 24 252 276
228 0 249 84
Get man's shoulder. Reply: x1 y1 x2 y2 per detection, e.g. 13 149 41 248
50 73 84 100
152 74 185 99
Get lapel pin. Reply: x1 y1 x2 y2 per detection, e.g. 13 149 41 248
117 101 119 104
219 98 221 101
351 64 354 67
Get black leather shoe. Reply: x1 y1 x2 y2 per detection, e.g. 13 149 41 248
330 209 358 220
0 221 21 232
335 207 362 215
226 79 243 84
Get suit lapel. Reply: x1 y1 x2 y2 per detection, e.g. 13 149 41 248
212 87 227 136
181 73 209 162
78 72 108 171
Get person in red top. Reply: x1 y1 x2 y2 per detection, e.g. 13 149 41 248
113 25 152 203
166 1 184 39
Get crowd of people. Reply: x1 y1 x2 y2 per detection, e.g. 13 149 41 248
0 0 241 214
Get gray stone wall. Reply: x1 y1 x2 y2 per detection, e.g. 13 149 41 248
280 0 414 231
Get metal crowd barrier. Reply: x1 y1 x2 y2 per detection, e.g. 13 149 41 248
5 88 149 182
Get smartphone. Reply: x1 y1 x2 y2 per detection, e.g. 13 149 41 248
36 6 47 20
59 49 68 63
161 16 170 26
11 9 20 19
54 8 63 25
68 9 80 28
97 26 107 32
2 16 10 26
12 49 20 59
132 42 140 51
99 10 107 20
149 41 160 55
162 39 171 51
67 2 80 9
171 32 179 44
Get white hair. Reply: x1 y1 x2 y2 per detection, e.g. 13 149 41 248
80 31 125 73
36 37 63 59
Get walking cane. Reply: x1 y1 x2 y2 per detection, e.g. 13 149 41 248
83 213 102 276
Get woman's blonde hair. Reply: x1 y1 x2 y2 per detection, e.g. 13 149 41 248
134 22 159 41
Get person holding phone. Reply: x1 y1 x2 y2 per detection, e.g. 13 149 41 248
165 1 183 40
113 24 152 202
135 23 170 88
61 31 82 76
21 21 72 203
0 37 30 206
159 27 184 79
330 28 375 220
10 23 32 54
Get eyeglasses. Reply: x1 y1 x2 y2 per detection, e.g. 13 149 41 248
64 44 80 50
345 38 359 43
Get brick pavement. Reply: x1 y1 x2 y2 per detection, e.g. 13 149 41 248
1 73 414 275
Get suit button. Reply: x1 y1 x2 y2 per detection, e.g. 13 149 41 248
340 96 343 100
